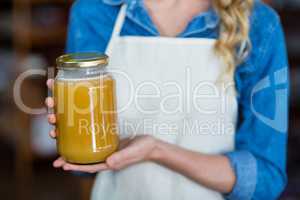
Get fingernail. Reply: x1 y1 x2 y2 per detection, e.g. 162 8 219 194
49 131 56 139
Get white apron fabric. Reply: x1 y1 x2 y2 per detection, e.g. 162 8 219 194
92 5 238 200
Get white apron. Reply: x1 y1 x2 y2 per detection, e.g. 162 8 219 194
92 5 238 200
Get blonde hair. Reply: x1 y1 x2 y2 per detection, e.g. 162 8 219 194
213 0 253 76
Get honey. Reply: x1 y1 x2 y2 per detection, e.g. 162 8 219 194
54 74 119 164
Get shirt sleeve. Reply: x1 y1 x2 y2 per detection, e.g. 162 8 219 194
224 18 289 200
65 0 118 53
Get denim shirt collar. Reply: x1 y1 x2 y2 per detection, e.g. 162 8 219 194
102 0 220 37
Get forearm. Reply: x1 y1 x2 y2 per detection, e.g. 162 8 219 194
150 139 236 194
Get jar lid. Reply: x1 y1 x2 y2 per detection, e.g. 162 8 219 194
56 53 108 69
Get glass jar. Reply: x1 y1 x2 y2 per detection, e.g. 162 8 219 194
54 53 119 164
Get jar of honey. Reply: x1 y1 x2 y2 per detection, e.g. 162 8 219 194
54 53 119 164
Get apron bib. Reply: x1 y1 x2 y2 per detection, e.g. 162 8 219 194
92 5 238 200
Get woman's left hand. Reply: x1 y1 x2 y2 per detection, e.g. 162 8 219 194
53 135 158 173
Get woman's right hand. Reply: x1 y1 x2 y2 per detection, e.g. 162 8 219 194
45 79 57 138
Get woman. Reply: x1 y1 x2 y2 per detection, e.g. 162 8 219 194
46 0 289 199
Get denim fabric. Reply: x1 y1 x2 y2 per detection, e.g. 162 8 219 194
225 151 257 200
66 0 289 199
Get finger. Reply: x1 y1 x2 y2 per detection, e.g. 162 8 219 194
48 114 56 124
106 147 134 168
118 137 131 150
49 129 57 139
62 162 109 173
110 157 137 170
45 97 55 108
47 79 54 91
53 157 66 168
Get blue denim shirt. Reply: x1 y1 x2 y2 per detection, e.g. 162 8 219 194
66 0 289 199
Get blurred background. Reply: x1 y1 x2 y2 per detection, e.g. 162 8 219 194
0 0 299 200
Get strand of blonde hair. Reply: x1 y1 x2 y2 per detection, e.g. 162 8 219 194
213 0 253 78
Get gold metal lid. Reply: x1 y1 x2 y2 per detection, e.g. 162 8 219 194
56 53 108 69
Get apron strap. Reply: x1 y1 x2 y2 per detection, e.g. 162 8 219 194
105 4 127 56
